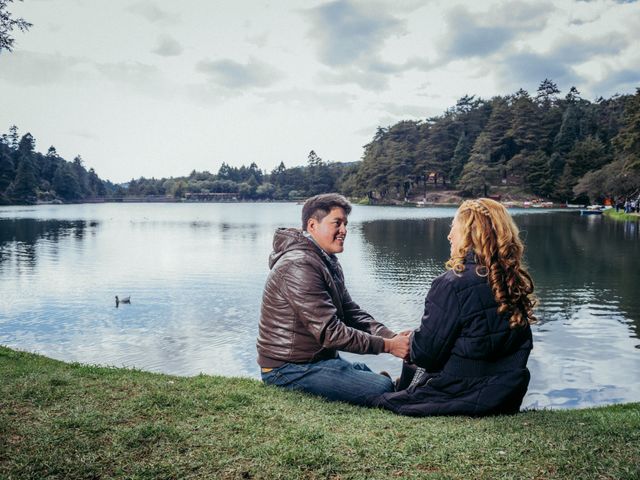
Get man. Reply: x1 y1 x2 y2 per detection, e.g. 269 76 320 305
257 193 410 406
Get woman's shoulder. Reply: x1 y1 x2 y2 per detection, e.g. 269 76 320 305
436 262 487 291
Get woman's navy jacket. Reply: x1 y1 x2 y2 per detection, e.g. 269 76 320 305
375 257 533 416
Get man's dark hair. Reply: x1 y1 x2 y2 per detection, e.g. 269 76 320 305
302 193 352 230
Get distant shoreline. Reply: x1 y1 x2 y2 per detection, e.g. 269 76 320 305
10 198 578 209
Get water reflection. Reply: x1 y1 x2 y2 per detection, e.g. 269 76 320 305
0 204 638 410
360 218 450 289
0 219 97 270
519 213 640 334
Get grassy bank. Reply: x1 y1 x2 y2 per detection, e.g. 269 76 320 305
1 347 639 479
604 209 640 221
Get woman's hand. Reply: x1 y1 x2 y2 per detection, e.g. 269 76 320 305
384 334 411 359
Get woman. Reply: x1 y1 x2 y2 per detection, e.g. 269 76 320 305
374 198 536 416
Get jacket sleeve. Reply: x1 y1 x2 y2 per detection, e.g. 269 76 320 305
278 259 386 355
342 289 396 339
410 275 462 371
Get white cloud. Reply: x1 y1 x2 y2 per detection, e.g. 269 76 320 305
257 88 356 110
0 51 86 86
152 34 183 57
126 1 178 24
196 57 283 90
304 0 415 90
592 67 640 96
305 0 405 66
439 2 552 61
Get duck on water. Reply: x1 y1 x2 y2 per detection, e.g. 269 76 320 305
115 295 131 307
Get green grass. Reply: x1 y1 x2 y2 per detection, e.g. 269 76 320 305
354 197 372 205
604 209 640 221
1 346 639 479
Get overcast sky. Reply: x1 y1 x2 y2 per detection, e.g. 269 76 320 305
1 0 639 183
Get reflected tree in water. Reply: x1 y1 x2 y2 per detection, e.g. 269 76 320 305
0 219 98 270
360 218 451 292
514 213 640 334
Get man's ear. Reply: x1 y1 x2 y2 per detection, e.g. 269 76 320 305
307 217 317 233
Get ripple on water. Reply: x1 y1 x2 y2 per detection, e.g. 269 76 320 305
1 204 639 409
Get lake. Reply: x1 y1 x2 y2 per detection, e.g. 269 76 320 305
1 202 639 409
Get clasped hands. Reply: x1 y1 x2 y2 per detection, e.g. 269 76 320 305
383 330 413 361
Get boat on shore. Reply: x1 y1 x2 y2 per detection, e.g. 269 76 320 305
580 205 604 215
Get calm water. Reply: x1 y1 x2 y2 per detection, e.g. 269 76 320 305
1 203 639 409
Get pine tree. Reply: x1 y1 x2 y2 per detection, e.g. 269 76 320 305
7 125 19 150
450 131 471 186
72 155 89 196
555 163 575 201
536 79 560 109
414 117 458 188
524 150 550 196
17 132 35 155
9 154 37 203
542 153 564 197
536 80 563 152
553 104 581 155
458 132 498 196
567 135 608 179
41 146 61 184
0 149 14 192
612 88 640 170
565 86 582 104
509 90 541 153
88 168 106 196
53 163 81 201
458 161 490 197
483 96 514 162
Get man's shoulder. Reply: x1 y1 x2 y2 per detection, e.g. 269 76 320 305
271 248 324 274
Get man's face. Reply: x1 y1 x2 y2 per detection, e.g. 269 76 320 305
307 207 348 254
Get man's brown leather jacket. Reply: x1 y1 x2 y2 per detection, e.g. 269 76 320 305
257 228 395 368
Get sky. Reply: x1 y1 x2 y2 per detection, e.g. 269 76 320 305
1 0 639 183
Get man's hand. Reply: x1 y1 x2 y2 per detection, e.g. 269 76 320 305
384 334 410 359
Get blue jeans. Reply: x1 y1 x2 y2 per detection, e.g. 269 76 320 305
261 356 394 406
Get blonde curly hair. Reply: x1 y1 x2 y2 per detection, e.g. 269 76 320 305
446 198 537 328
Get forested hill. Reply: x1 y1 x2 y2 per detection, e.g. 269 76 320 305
1 80 639 206
352 80 639 203
0 126 111 205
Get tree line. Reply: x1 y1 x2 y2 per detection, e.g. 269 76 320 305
0 126 108 205
353 80 639 203
1 80 638 206
121 150 356 201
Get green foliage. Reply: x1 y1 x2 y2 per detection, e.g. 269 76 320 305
349 82 636 203
613 88 640 171
603 208 640 221
0 127 107 204
53 162 82 201
0 148 14 192
0 0 32 53
574 159 640 202
9 154 37 203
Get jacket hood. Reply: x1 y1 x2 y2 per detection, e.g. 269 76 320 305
269 228 317 269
